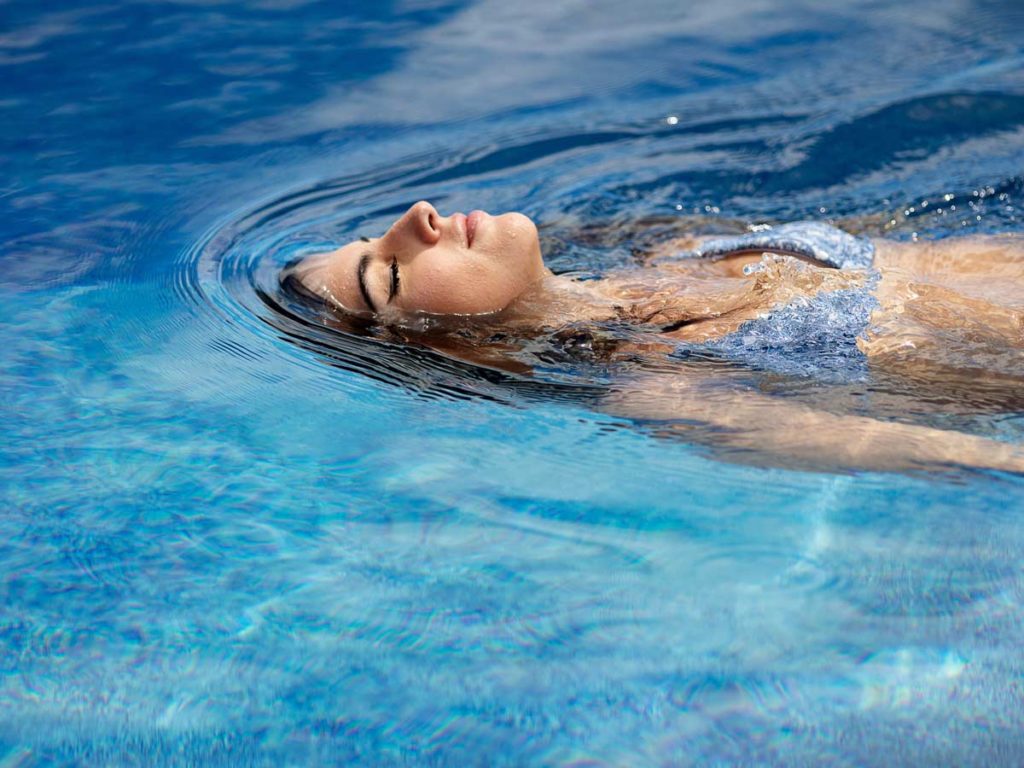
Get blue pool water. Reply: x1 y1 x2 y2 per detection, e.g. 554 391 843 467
3 1 1024 764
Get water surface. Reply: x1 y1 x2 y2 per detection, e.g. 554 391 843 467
2 1 1024 764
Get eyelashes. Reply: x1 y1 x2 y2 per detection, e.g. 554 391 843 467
359 236 371 243
389 257 400 300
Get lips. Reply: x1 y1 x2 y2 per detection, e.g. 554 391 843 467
451 212 469 247
466 209 488 248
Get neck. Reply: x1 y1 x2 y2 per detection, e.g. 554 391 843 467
500 271 620 329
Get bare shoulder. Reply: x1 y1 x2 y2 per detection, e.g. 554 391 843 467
873 233 1024 274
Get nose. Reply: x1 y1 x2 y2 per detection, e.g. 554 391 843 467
391 201 441 246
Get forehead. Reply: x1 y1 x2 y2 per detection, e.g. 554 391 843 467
327 238 375 313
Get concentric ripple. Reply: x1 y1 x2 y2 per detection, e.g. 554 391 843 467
171 152 608 406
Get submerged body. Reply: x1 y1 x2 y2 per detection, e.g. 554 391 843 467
609 231 1024 363
287 202 1024 474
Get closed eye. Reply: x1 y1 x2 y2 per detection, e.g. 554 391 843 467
388 257 400 302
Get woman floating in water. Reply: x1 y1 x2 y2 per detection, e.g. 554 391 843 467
283 201 1024 474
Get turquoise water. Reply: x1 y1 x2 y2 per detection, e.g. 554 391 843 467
2 1 1024 764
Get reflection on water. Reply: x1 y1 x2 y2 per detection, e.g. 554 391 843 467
2 0 1024 764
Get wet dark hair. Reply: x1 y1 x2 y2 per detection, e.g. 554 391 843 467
258 261 616 407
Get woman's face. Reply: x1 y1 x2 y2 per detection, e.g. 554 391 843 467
314 201 546 317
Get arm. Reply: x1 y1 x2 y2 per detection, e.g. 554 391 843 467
872 233 1024 276
602 372 1024 474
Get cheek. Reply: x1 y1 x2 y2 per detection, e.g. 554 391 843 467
413 260 515 315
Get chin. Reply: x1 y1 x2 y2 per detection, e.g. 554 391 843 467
497 212 541 255
503 211 538 236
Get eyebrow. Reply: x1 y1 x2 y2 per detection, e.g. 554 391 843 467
356 253 377 313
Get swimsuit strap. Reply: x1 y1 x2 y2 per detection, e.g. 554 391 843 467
689 221 875 270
